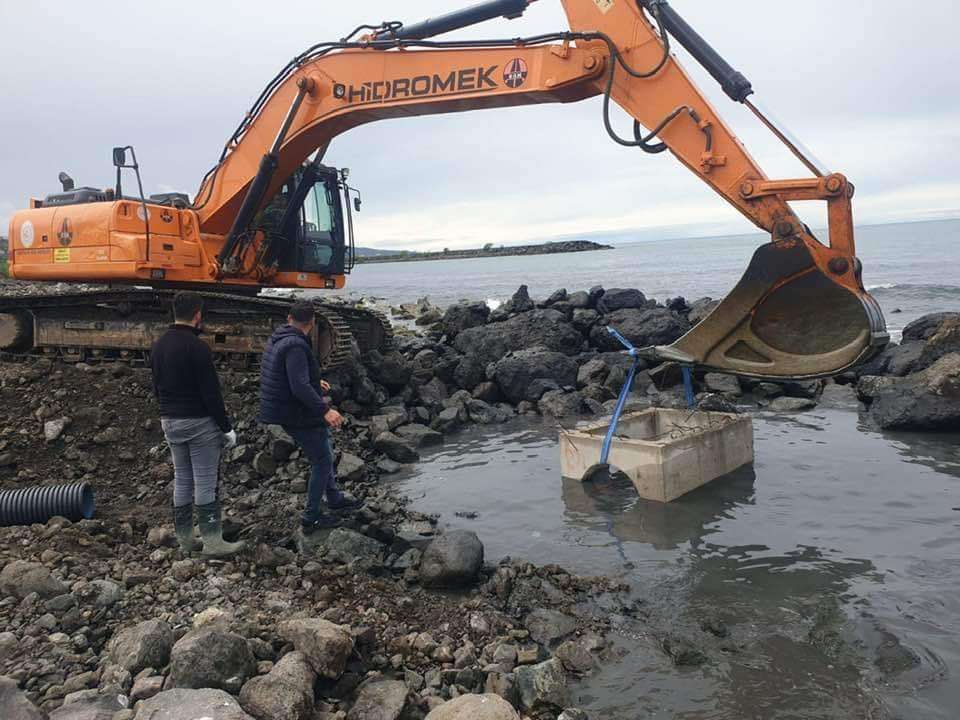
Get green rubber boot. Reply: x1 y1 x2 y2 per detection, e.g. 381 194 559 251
172 504 200 554
196 500 245 559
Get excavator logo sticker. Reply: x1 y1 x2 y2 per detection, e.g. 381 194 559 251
57 218 73 247
504 58 528 89
339 65 499 105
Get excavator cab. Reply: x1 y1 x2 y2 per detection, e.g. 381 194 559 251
260 162 356 277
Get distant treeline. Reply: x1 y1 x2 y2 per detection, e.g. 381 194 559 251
354 239 612 264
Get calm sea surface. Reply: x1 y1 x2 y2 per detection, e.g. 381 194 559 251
334 219 960 340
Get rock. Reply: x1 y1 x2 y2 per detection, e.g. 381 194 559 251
278 618 354 679
902 312 960 343
696 393 738 413
753 382 784 399
395 424 444 448
687 297 720 325
466 398 508 425
108 619 174 674
869 353 960 430
916 315 960 371
0 560 66 600
0 676 45 720
524 609 577 647
856 375 896 402
454 356 486 391
146 526 177 548
78 579 124 608
253 451 277 478
49 694 126 719
0 632 16 661
325 528 385 567
377 458 403 474
337 452 366 482
515 658 570 712
596 288 646 314
542 289 567 307
472 381 501 403
503 285 535 315
526 378 561 402
766 396 817 412
537 390 585 418
374 432 420 463
555 640 594 674
661 633 707 666
431 406 464 433
781 379 822 399
577 359 609 387
492 348 579 404
571 308 598 335
443 302 490 338
418 377 450 410
369 351 413 390
567 291 591 309
168 628 256 693
424 693 519 720
239 651 315 720
557 709 589 720
419 530 484 588
454 310 582 366
130 676 164 703
346 679 408 720
591 307 690 350
134 689 255 720
882 343 925 377
704 373 741 396
370 410 407 438
44 417 70 442
818 383 859 408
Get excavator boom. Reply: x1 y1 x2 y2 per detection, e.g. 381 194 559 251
4 0 887 378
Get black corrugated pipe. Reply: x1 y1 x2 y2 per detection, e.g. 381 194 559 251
0 483 95 527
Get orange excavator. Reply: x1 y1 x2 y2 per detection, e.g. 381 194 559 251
2 0 887 376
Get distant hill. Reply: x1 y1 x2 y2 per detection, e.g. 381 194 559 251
354 239 612 264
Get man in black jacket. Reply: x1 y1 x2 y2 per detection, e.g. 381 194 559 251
151 292 244 558
259 300 362 534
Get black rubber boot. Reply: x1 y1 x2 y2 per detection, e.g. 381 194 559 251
301 513 342 535
173 504 200 554
196 500 245 558
327 491 364 513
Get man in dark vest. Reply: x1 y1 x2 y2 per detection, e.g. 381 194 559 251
259 300 362 534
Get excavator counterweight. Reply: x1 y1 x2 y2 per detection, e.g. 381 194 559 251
4 0 886 376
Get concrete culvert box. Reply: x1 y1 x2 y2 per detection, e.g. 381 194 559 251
560 408 754 503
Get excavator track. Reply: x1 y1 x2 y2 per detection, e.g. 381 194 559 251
0 289 354 369
320 303 394 354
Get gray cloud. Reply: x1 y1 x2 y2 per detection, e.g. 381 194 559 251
2 1 957 248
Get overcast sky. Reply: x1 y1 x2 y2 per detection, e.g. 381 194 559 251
1 1 958 250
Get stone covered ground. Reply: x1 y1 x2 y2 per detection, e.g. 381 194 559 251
0 281 958 720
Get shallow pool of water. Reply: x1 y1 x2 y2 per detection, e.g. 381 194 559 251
391 407 960 719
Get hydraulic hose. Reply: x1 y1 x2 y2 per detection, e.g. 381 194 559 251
0 483 95 527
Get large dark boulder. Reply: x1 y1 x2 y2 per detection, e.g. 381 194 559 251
596 288 646 314
916 314 960 371
420 530 484 588
502 285 535 315
169 628 256 693
590 308 690 350
366 351 412 390
902 312 960 343
491 348 579 404
454 310 583 366
686 297 720 326
443 302 490 337
869 353 960 430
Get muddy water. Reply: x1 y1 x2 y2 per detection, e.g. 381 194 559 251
391 408 960 719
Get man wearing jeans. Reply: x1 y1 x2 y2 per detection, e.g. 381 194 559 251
258 301 362 534
151 291 245 558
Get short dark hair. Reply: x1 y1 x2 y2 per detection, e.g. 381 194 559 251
173 292 204 322
289 300 314 324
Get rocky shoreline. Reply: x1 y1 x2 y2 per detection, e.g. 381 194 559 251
1 281 957 720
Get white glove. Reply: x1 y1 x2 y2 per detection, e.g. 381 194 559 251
223 430 238 449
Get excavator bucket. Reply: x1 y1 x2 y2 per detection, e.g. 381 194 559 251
656 237 888 380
